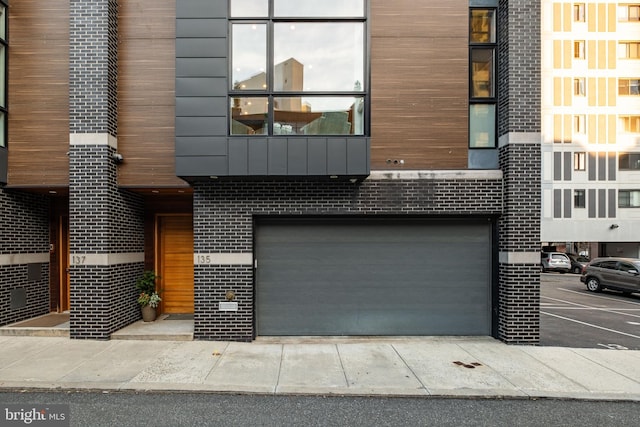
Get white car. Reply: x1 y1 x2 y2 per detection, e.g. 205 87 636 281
541 252 571 273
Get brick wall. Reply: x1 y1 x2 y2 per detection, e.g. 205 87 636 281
69 0 118 135
193 176 503 341
0 188 50 326
497 0 542 344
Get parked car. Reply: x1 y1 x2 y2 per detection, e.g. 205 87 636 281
541 252 571 273
580 257 640 295
565 253 590 274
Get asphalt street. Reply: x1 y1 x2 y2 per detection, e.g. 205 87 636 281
540 272 640 350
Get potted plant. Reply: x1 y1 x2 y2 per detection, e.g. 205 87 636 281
136 270 161 322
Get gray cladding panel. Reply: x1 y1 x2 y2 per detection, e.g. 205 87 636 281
229 139 249 175
608 189 616 218
598 153 606 181
308 139 328 175
287 139 309 175
176 117 227 137
327 138 348 175
563 189 571 218
176 38 228 58
176 155 228 175
177 0 227 18
176 58 227 78
554 189 562 218
255 219 492 336
176 137 228 156
588 189 596 218
598 189 606 218
563 152 571 181
608 152 616 181
176 78 227 97
248 139 269 175
554 152 562 181
588 152 596 181
176 97 227 117
268 138 288 175
176 19 227 38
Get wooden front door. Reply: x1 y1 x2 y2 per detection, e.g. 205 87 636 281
158 215 194 314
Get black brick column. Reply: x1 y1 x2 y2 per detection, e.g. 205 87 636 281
497 0 542 344
69 0 144 339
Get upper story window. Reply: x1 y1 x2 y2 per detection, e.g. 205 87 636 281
0 1 6 149
619 78 640 95
619 153 640 170
574 78 586 96
618 4 640 21
620 115 640 133
619 190 640 208
574 3 586 22
469 8 496 149
574 152 586 171
574 40 585 59
229 0 366 136
619 42 640 59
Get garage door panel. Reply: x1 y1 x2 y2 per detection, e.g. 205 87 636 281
256 219 492 336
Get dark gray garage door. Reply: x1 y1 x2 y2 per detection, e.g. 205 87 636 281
256 218 493 336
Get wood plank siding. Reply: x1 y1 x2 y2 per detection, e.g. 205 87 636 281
370 0 469 170
7 1 70 186
117 0 186 187
7 0 470 187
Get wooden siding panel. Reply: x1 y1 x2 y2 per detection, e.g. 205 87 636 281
370 1 468 170
117 0 185 187
7 1 70 186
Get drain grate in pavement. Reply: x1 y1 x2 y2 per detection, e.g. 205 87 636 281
453 361 483 369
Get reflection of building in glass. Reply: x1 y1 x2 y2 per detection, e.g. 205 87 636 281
274 58 303 111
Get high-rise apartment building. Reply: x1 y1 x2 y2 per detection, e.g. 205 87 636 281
541 1 640 257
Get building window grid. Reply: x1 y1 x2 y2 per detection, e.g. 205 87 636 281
469 7 497 149
228 1 368 137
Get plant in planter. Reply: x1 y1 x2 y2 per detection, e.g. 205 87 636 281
136 270 161 322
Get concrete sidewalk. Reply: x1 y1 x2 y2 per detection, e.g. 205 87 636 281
0 335 639 401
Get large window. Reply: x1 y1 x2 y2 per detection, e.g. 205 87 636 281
619 42 640 59
618 4 640 21
574 189 586 208
0 2 6 149
619 190 640 208
469 8 496 148
619 78 640 95
620 115 640 133
229 0 366 136
619 153 640 170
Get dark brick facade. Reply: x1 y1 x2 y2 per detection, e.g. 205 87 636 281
68 0 145 340
497 0 542 344
0 188 50 326
193 176 503 341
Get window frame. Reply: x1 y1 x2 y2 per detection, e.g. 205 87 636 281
469 7 497 149
573 3 586 22
619 190 640 208
619 152 640 170
618 78 640 96
574 189 586 208
228 1 369 137
618 4 640 22
574 77 586 96
619 41 640 59
574 152 586 171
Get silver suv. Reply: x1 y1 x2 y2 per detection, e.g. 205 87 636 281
580 257 640 295
541 252 571 273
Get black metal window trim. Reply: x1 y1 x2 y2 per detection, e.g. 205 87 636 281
228 0 369 137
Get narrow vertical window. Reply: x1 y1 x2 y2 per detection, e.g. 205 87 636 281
573 3 585 22
574 40 585 59
469 7 497 148
574 152 586 170
574 190 586 208
574 78 585 96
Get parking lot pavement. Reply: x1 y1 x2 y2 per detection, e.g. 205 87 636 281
540 273 640 350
